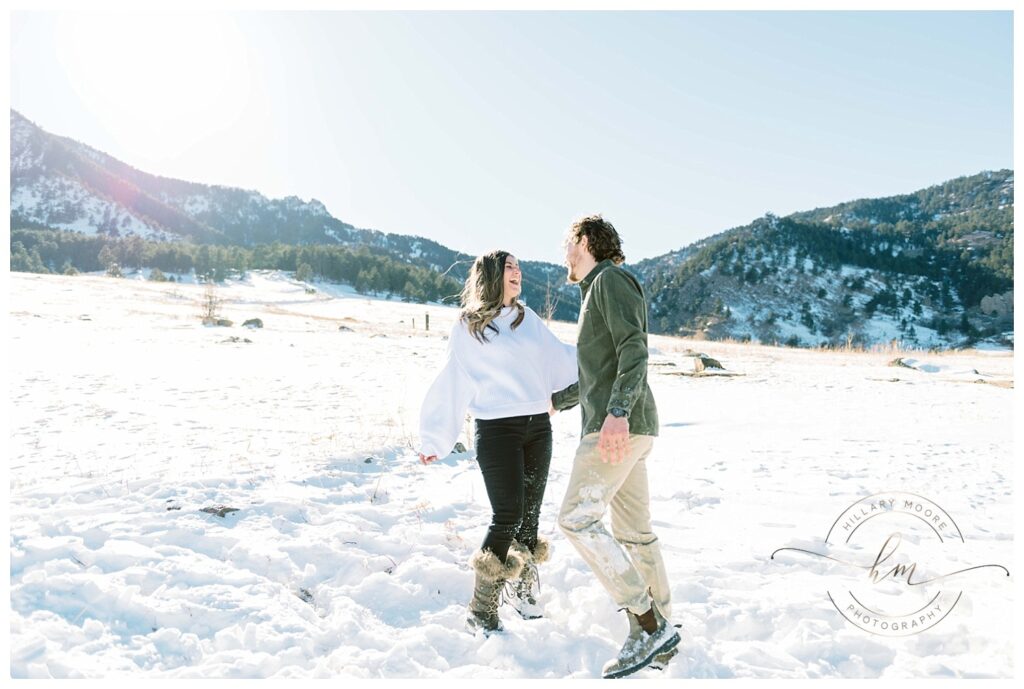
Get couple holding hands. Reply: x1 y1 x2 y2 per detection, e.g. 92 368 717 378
417 215 678 679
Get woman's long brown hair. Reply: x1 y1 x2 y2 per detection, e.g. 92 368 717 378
459 250 525 343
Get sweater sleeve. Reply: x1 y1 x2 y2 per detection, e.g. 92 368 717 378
418 322 475 458
534 310 579 392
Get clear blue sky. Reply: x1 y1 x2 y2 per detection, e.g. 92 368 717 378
10 11 1013 264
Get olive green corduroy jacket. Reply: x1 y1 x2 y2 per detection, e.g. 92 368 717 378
552 259 659 437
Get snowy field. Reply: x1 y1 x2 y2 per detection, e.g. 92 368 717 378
8 270 1015 678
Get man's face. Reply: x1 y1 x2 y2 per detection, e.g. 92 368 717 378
564 236 586 284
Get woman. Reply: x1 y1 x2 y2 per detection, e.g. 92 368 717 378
418 250 578 634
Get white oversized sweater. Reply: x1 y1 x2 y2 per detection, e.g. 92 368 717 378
418 305 579 459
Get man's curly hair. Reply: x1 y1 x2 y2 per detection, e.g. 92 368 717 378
567 214 625 265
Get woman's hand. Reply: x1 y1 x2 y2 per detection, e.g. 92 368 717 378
549 401 558 417
419 453 438 465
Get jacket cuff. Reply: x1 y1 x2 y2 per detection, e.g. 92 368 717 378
552 382 579 411
607 385 637 414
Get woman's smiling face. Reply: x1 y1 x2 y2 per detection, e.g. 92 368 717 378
503 255 522 305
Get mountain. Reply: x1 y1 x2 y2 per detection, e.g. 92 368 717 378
10 109 1014 348
9 109 578 319
12 108 395 247
633 171 1013 349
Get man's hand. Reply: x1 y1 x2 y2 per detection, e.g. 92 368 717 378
419 453 438 465
598 414 630 464
549 401 558 417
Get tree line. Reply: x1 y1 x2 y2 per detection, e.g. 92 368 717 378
10 228 463 304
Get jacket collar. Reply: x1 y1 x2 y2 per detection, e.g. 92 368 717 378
579 258 616 295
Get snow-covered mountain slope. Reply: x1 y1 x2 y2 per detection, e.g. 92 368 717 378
11 109 377 247
10 109 1013 348
633 169 1013 350
10 109 580 319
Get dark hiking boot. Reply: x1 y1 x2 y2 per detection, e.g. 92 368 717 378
466 547 525 634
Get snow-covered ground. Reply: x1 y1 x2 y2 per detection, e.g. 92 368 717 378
8 270 1015 678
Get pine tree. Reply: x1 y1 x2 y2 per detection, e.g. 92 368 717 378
98 245 117 272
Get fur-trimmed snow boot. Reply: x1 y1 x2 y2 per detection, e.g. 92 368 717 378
466 547 525 633
508 537 551 620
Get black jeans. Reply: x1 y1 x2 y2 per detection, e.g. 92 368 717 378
473 413 553 562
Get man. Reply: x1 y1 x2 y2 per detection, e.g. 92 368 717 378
551 215 678 679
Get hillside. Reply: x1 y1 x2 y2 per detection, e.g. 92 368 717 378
635 171 1013 349
10 109 1014 348
10 110 577 319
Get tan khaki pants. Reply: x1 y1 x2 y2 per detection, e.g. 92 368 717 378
558 432 672 618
